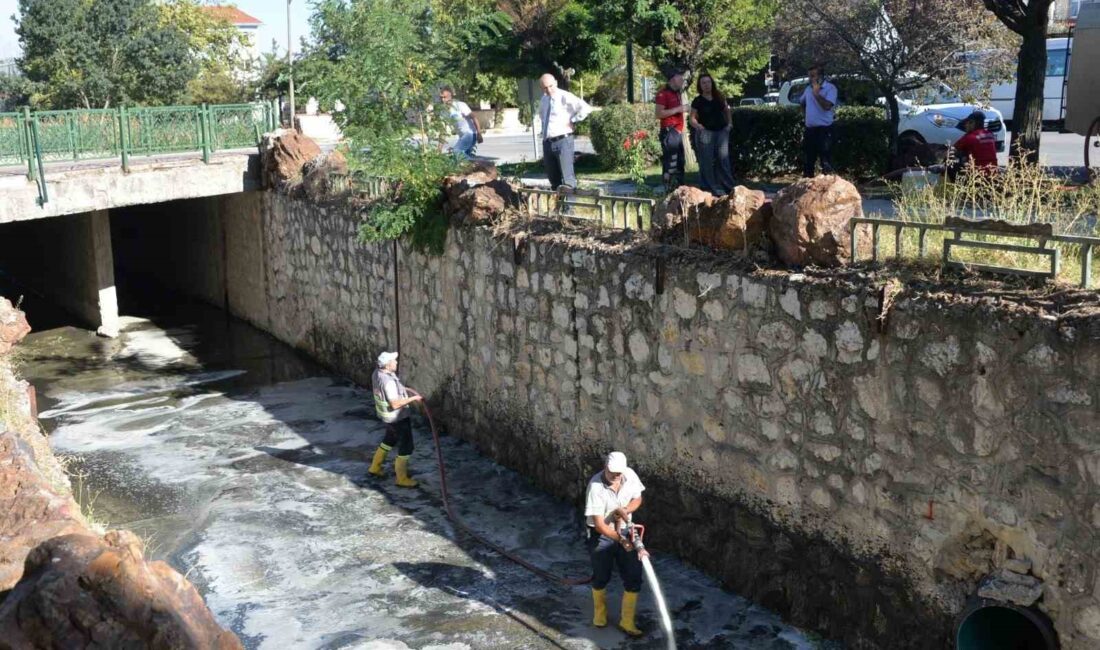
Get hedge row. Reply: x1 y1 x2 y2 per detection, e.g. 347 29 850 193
729 105 890 179
589 103 891 178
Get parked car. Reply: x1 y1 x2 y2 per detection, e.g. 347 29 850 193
739 97 764 106
763 92 779 105
778 75 1006 152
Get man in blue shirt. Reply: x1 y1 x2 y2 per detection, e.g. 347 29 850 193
798 64 838 177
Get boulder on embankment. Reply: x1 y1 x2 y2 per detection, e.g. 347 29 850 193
0 297 30 356
652 185 770 253
442 162 518 224
301 149 350 202
260 129 323 191
769 175 865 267
0 531 243 649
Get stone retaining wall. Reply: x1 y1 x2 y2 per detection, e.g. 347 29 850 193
206 191 1100 648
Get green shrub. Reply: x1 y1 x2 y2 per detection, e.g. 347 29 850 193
588 103 661 171
729 105 889 179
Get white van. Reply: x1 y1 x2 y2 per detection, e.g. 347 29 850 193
983 37 1072 124
777 75 1007 152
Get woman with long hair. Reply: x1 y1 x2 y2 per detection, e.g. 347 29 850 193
690 73 735 195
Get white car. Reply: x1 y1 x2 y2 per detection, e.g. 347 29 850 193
778 76 1007 153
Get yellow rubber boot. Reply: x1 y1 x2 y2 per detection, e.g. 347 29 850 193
368 445 390 477
618 591 643 637
394 455 419 488
591 588 608 627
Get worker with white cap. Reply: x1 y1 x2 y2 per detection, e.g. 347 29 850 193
584 450 646 637
368 351 422 487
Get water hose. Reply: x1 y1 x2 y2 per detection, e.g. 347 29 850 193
408 389 678 649
407 389 592 586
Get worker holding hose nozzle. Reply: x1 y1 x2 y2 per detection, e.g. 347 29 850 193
368 351 422 488
584 451 646 637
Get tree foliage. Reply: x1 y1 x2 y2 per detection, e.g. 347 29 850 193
774 0 1002 154
16 0 197 108
982 0 1054 163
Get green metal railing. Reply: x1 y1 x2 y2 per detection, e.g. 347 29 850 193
0 100 279 205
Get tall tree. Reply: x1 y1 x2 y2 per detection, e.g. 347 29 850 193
16 0 196 108
982 0 1054 163
774 0 1001 156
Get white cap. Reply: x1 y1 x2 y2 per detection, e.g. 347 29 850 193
606 451 628 473
377 351 399 367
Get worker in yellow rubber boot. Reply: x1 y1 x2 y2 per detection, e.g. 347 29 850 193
584 451 646 637
368 351 422 487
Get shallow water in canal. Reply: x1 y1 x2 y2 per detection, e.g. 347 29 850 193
20 297 839 650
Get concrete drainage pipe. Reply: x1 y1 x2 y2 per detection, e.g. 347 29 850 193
955 598 1059 650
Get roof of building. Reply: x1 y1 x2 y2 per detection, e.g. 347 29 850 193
200 6 263 27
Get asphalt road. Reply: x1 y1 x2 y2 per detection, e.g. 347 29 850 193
472 130 1092 169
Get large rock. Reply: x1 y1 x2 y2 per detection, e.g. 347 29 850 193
0 531 242 649
260 130 323 191
301 149 350 202
686 186 770 251
442 163 516 224
770 175 864 267
651 186 714 236
0 297 30 356
0 432 86 591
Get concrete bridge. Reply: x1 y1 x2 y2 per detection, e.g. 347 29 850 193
0 151 259 337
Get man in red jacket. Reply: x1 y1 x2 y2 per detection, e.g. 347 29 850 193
946 110 998 180
654 71 691 190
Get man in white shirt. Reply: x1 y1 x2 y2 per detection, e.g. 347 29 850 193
538 73 592 196
440 86 482 160
584 451 645 637
798 63 838 177
368 351 423 487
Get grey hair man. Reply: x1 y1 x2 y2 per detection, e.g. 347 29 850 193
538 73 593 196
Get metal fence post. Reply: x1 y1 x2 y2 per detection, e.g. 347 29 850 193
118 106 131 172
29 115 48 205
200 103 212 163
22 107 36 181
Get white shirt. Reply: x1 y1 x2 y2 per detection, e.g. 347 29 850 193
584 468 645 528
799 80 838 127
447 100 474 136
539 89 593 140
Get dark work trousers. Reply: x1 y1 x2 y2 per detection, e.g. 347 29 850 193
543 135 577 190
803 125 835 177
381 417 414 456
659 127 685 188
696 125 735 196
587 529 643 592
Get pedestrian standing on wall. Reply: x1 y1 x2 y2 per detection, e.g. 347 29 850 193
690 73 735 196
440 86 482 161
799 64 838 177
654 71 691 190
538 73 593 209
368 351 423 488
585 451 646 637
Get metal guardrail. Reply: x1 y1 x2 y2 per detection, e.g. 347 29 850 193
0 101 279 205
519 187 655 230
851 216 1100 288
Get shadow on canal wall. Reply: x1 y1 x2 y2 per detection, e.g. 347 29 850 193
110 188 1100 649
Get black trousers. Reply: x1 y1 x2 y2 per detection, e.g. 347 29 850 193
659 127 685 187
382 417 414 456
587 529 643 592
803 125 835 177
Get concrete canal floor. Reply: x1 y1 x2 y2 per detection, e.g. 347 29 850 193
19 297 837 650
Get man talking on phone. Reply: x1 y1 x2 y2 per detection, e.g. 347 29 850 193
798 63 838 177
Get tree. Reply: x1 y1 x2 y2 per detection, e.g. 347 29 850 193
774 0 1002 156
648 0 776 94
15 0 197 108
982 0 1054 164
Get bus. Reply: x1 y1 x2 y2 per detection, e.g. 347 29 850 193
985 37 1072 126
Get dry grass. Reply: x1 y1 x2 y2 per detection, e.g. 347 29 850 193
886 161 1100 285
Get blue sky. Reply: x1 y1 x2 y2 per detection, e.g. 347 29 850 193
0 0 313 60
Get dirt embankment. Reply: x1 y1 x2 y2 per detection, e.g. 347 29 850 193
0 296 241 649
